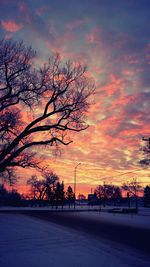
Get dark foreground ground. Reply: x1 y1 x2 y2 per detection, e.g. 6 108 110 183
1 212 150 267
1 209 150 257
21 210 150 256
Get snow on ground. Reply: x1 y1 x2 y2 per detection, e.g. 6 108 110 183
0 206 150 229
0 213 149 267
68 210 150 230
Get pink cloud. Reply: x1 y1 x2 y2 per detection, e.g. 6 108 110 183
86 27 103 46
36 6 47 16
18 1 27 13
1 20 23 32
67 19 87 31
100 74 124 97
4 33 12 39
46 30 75 57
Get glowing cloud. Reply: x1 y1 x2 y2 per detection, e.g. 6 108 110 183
0 0 149 194
1 20 23 32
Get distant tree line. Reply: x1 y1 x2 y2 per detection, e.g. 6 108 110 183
0 184 23 206
143 186 150 207
94 184 121 207
0 174 150 208
27 171 74 208
91 180 150 209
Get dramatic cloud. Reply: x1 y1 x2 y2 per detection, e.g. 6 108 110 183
1 20 23 32
0 0 149 194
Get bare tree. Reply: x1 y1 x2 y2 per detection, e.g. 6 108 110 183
122 178 142 210
27 170 59 205
27 175 45 201
0 39 95 182
139 136 150 166
112 186 122 206
95 184 122 206
94 185 104 199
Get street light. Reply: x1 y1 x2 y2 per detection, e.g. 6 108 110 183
74 163 81 209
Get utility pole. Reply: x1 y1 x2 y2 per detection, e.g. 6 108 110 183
74 163 81 209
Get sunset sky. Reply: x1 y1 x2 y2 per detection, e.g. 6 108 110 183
0 0 150 196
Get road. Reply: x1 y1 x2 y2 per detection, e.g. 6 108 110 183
1 212 149 267
22 210 150 256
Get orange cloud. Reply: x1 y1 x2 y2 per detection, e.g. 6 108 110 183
1 20 23 32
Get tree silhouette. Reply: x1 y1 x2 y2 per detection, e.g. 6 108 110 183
27 170 59 206
143 185 150 207
122 178 141 210
0 185 22 206
0 184 8 205
94 185 104 203
55 181 65 208
66 185 74 207
139 137 150 166
94 184 121 206
0 39 95 183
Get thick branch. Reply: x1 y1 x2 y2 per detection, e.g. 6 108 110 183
0 137 72 171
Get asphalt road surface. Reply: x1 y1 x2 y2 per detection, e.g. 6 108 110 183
22 210 150 256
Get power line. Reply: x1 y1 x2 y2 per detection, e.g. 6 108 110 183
96 168 149 181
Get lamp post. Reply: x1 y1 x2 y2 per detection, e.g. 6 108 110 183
74 163 81 209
